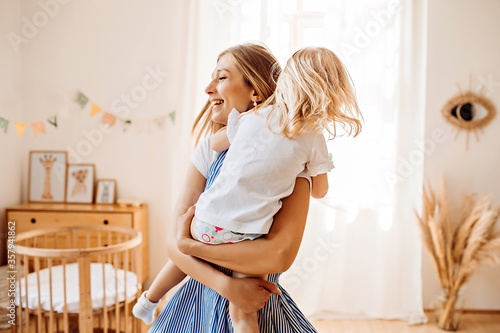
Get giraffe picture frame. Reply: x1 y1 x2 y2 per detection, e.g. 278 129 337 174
66 164 96 204
28 151 68 203
95 179 117 204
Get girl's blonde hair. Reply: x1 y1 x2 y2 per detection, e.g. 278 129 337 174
192 42 281 144
263 47 363 139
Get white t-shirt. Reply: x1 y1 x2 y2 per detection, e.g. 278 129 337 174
191 136 218 179
191 106 334 234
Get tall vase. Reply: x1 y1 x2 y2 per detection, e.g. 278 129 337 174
433 288 465 331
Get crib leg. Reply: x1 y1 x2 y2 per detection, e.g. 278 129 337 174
78 256 93 333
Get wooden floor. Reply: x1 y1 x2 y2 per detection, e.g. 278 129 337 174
1 310 499 332
311 311 500 333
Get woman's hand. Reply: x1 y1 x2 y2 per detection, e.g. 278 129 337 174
221 277 281 314
176 205 196 252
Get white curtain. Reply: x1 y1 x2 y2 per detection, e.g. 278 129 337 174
179 0 428 324
169 0 237 211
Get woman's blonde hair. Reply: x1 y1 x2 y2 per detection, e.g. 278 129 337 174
192 42 281 144
262 47 363 139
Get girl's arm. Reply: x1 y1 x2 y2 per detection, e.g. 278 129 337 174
165 163 280 312
177 177 311 275
210 127 230 152
311 173 329 199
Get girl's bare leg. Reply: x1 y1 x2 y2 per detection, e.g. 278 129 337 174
133 261 187 324
230 272 268 333
147 261 187 301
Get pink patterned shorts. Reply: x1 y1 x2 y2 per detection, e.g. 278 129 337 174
191 218 262 244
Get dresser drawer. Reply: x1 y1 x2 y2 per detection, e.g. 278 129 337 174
8 211 133 233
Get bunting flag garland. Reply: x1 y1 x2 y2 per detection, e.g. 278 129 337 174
169 110 176 124
75 91 89 108
101 112 117 128
90 103 102 117
154 116 166 130
1 90 175 137
47 115 58 128
32 121 46 136
15 122 27 137
59 104 74 118
121 119 132 132
0 117 9 133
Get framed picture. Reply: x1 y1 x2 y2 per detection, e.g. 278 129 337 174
28 151 68 203
95 179 117 204
66 164 95 203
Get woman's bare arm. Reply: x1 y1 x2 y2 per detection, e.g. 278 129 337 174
177 177 311 275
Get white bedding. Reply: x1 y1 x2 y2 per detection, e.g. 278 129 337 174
16 262 138 313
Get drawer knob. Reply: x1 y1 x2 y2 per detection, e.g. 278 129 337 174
103 220 109 225
31 218 36 223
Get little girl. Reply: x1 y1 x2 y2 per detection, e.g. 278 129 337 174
133 46 362 332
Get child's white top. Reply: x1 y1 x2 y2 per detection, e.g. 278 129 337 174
193 105 334 234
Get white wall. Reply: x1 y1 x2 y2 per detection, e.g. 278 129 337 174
0 0 195 285
0 0 23 264
423 0 500 309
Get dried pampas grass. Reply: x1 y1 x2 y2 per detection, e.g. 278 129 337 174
415 177 500 331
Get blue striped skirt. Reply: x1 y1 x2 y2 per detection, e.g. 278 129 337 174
149 266 317 332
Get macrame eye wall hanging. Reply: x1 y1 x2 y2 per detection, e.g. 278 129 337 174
441 76 497 150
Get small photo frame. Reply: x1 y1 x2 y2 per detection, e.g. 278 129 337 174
66 164 95 203
29 151 68 203
95 179 117 204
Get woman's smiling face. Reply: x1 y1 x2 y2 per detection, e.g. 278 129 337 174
205 53 256 125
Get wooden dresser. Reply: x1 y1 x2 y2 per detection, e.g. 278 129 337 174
5 202 149 284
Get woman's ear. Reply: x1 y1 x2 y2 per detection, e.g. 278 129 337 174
252 91 262 103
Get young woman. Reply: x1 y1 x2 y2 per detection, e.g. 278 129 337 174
178 46 362 331
145 43 318 332
136 46 362 332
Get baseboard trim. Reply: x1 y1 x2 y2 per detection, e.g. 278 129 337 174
424 308 500 314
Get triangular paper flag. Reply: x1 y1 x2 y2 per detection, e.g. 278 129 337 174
169 110 176 124
154 116 167 130
47 115 57 128
101 112 117 128
14 122 27 137
59 104 74 118
0 117 9 134
32 121 46 136
90 103 102 117
135 119 151 134
121 119 132 132
75 91 89 108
